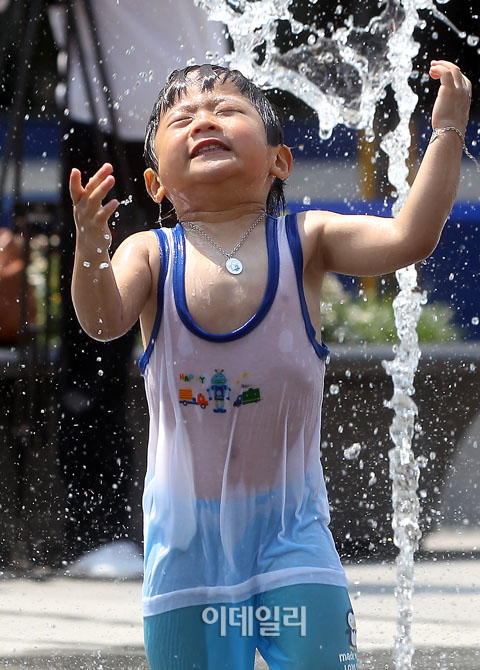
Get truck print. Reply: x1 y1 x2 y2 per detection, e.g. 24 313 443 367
179 389 209 409
233 387 261 407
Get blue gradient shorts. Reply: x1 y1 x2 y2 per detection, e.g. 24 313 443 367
144 583 358 670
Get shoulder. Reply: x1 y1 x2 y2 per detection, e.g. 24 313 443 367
292 209 338 267
119 229 160 249
113 229 161 262
110 230 165 288
301 208 344 230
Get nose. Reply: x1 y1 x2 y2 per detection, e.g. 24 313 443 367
191 110 219 134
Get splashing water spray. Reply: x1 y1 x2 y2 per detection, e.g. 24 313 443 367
195 0 469 667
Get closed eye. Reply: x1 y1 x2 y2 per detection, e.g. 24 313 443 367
167 115 193 127
216 107 241 115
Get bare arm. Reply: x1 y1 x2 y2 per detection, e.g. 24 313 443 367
309 60 472 277
70 163 154 341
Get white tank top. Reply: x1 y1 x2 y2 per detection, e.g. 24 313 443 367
139 214 347 616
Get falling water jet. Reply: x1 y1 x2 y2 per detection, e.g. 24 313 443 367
194 1 461 668
380 3 426 668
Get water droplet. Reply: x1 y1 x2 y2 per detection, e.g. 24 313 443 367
416 455 428 468
472 316 479 326
82 261 91 268
467 34 479 47
96 248 103 254
119 194 133 206
98 369 104 376
99 262 110 270
329 383 339 395
302 196 311 205
344 443 361 460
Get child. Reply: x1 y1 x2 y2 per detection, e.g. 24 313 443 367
70 61 471 670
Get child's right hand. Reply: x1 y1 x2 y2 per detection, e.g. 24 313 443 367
69 163 119 249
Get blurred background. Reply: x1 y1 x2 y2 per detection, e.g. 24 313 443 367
0 0 479 574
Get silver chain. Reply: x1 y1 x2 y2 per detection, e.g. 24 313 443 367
180 212 266 260
430 126 480 173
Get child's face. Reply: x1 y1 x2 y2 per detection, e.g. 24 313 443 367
147 77 288 210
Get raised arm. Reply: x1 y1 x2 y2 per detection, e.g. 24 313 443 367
308 60 472 277
70 163 154 341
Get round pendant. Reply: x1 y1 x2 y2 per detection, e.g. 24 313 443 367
225 257 243 275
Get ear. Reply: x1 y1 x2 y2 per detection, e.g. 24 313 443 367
144 168 167 203
270 144 293 181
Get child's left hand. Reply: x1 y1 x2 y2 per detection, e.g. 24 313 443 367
429 60 472 135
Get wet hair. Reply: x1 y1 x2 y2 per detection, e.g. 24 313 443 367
144 64 286 219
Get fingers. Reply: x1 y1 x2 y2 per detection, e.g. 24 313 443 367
429 59 472 95
70 163 119 233
72 171 115 213
69 168 84 205
70 163 115 203
85 162 114 195
99 198 120 221
429 59 472 135
89 173 116 210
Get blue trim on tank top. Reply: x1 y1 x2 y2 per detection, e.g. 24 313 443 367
138 228 170 374
172 216 279 343
285 213 330 361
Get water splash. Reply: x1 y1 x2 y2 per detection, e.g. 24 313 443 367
195 0 465 141
196 0 406 139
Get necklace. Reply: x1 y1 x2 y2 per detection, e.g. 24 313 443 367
180 212 266 275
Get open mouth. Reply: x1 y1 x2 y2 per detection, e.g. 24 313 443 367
191 140 230 158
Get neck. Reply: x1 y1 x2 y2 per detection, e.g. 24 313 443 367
178 205 266 225
168 173 273 225
176 206 268 240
